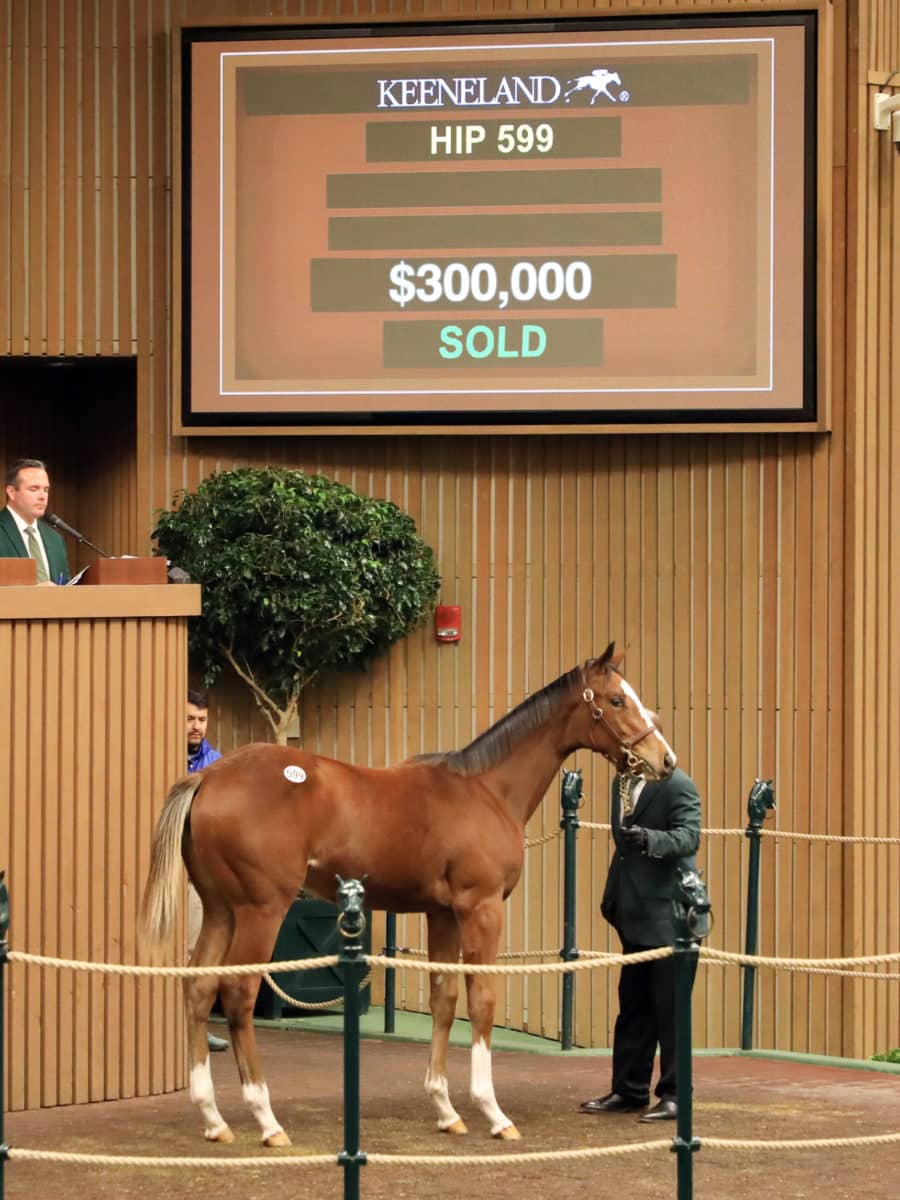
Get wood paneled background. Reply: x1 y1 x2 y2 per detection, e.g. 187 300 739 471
1 0 898 1110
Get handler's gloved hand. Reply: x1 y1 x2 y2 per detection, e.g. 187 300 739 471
621 824 648 852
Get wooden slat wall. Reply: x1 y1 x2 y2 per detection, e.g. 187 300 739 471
846 0 900 1061
0 604 189 1111
1 0 898 1107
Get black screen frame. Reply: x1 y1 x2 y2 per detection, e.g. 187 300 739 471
176 12 820 434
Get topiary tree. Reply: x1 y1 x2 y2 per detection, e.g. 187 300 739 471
153 467 441 744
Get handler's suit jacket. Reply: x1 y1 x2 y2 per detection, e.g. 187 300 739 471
600 767 702 948
0 506 71 583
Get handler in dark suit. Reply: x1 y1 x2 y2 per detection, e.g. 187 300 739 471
580 766 702 1122
1 458 70 584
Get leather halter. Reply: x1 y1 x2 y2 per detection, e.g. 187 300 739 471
580 667 657 772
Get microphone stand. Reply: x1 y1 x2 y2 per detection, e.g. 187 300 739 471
70 533 112 559
47 516 112 559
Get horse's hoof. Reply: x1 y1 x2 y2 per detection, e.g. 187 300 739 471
442 1119 468 1135
263 1130 292 1148
205 1125 234 1144
494 1124 521 1140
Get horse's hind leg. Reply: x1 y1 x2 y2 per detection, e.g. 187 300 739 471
185 892 234 1142
424 910 467 1134
218 905 291 1147
458 895 519 1139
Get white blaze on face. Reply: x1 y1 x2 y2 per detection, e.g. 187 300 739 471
469 1038 512 1136
190 1060 229 1140
243 1081 284 1143
620 678 676 768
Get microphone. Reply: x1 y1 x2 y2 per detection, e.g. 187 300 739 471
46 513 111 558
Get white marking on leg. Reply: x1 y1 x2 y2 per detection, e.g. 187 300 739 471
425 1066 463 1130
243 1081 285 1143
470 1038 512 1135
190 1059 230 1140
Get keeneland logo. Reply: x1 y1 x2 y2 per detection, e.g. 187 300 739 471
564 67 629 105
376 67 629 110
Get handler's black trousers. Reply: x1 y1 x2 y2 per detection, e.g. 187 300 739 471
611 940 697 1103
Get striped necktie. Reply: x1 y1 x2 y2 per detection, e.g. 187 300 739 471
619 772 635 819
25 525 50 583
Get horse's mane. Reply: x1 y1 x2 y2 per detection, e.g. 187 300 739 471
411 664 584 777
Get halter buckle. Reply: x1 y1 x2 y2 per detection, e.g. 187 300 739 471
623 748 643 773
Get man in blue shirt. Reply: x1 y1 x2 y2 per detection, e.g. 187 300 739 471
186 689 227 1051
188 688 223 772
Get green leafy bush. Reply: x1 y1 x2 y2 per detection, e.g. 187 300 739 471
154 467 440 741
871 1047 900 1064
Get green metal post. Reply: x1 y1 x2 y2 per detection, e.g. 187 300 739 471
672 868 709 1200
383 912 397 1035
336 878 367 1200
0 871 9 1197
559 769 582 1051
740 780 775 1051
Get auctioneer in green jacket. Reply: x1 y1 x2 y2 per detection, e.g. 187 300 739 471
0 506 71 583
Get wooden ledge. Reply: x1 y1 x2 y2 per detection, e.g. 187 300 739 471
0 584 202 620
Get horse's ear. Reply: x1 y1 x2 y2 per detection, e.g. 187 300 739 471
598 641 616 667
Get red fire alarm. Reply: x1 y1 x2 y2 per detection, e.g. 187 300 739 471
434 604 462 642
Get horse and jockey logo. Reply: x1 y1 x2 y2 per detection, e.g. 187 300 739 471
564 67 629 106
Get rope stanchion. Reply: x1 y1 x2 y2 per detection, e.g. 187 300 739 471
262 969 372 1012
701 1131 900 1151
366 1141 671 1165
6 950 339 977
701 947 900 970
6 1148 336 1167
524 830 562 848
573 821 900 845
6 1141 673 1168
11 1129 900 1170
9 944 898 980
364 946 674 975
718 828 900 844
396 947 564 961
4 881 899 1197
4 789 900 1200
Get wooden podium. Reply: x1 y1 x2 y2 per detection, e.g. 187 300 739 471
0 556 168 587
79 555 168 585
0 582 201 1111
0 558 37 585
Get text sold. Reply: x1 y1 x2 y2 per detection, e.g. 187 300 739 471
439 324 547 360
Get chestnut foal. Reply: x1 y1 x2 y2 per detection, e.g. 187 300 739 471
140 643 675 1145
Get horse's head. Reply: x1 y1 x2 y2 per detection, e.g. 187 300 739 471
578 643 676 779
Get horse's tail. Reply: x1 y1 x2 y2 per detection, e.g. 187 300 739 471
138 773 203 953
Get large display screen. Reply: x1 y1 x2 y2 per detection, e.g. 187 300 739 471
176 15 818 432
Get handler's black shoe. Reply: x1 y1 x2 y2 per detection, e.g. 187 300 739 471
579 1092 646 1114
640 1098 677 1121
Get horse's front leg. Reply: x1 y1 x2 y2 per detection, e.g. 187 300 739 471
424 909 467 1134
458 895 520 1139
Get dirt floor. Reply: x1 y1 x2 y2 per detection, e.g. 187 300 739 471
5 1023 899 1200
